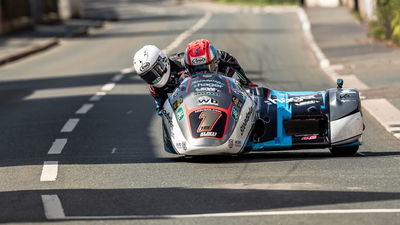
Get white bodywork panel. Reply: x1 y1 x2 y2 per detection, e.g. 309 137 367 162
164 97 255 156
330 112 363 144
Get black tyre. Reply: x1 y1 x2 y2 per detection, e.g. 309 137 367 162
329 146 359 156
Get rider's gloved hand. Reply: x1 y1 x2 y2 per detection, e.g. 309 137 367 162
156 106 163 116
155 98 164 116
248 83 258 87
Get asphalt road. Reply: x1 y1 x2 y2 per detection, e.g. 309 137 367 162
0 0 400 224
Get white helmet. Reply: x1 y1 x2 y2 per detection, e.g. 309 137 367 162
133 45 171 88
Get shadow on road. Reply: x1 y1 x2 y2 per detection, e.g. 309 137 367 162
1 188 400 222
88 28 288 39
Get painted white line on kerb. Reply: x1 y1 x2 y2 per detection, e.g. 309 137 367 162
40 161 58 181
162 12 212 54
42 195 66 219
101 83 116 92
89 92 106 101
48 139 67 154
76 104 94 114
60 118 79 133
44 208 400 220
111 74 124 82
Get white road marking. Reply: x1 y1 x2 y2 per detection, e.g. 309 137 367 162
111 74 124 82
120 67 133 74
111 147 117 154
42 195 66 219
44 208 400 220
75 104 94 114
101 83 116 92
60 118 79 132
89 92 106 101
48 139 67 154
331 64 344 71
162 11 212 54
297 8 400 139
363 99 400 139
40 161 59 181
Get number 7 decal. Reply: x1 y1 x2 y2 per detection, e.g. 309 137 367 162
197 111 222 133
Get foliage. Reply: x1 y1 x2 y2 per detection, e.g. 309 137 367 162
370 0 400 43
214 0 298 6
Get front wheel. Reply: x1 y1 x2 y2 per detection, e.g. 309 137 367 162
329 146 359 156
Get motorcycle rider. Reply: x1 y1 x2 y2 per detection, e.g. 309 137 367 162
133 39 254 115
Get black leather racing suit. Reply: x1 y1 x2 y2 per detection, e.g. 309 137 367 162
150 50 252 114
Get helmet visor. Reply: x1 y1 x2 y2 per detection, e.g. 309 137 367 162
140 56 168 85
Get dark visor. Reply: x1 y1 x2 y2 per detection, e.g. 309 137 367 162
140 56 167 85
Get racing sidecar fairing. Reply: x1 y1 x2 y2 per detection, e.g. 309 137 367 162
161 73 364 156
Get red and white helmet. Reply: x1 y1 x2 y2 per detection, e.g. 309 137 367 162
184 39 219 74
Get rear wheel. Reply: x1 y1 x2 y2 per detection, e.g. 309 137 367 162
329 146 359 156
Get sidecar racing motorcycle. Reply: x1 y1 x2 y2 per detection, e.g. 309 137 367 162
161 73 364 156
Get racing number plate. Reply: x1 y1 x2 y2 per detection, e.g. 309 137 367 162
189 109 227 138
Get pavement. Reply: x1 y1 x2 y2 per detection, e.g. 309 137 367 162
306 7 400 139
0 17 104 66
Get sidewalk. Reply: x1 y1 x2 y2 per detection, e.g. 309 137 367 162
0 19 103 66
306 7 400 109
306 7 400 139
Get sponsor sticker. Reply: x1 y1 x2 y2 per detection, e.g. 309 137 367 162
173 97 183 110
195 87 220 92
200 132 217 137
231 106 239 121
228 139 233 148
191 57 206 65
235 140 241 147
240 106 253 136
301 135 317 140
152 77 161 84
140 62 150 72
193 83 224 89
194 92 221 97
176 107 184 121
198 96 218 106
267 95 318 104
232 95 243 108
162 110 173 129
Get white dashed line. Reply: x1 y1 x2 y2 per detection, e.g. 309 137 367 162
42 207 400 220
40 161 59 181
101 83 116 92
89 92 106 102
60 118 79 133
120 67 134 74
111 147 117 154
162 11 212 54
42 195 66 219
48 139 67 154
111 74 124 82
76 104 94 114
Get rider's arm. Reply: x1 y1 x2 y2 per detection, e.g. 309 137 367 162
217 50 253 86
150 86 168 115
